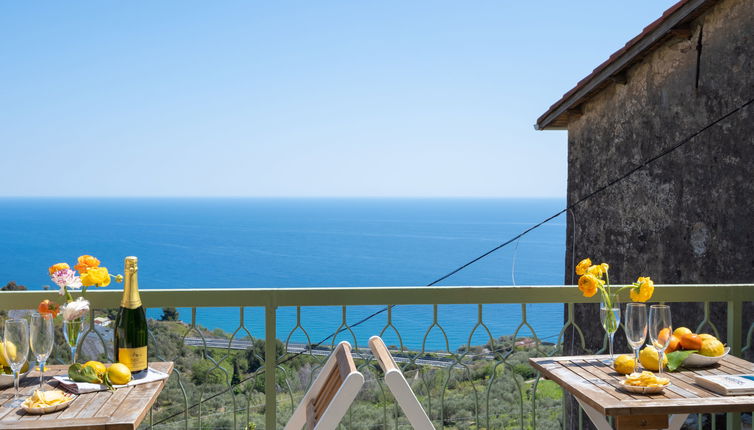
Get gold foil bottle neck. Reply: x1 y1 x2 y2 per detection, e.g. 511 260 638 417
122 256 142 309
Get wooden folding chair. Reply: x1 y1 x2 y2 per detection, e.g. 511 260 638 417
369 336 435 430
284 341 365 430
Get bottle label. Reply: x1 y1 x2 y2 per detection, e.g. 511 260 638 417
118 346 148 372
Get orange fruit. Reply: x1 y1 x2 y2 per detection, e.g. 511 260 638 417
666 335 681 353
657 328 671 344
680 333 703 350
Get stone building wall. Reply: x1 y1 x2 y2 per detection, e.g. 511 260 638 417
561 0 753 426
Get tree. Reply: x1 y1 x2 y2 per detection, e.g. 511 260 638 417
231 357 241 386
160 307 179 321
244 338 284 373
1 281 27 291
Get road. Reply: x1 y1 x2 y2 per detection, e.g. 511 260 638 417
183 337 473 368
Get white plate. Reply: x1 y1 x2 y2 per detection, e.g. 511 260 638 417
0 369 30 387
21 392 77 414
620 379 670 394
682 347 730 367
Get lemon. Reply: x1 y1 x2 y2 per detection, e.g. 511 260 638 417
698 333 717 342
0 341 17 367
613 354 635 374
699 338 725 357
108 363 132 385
83 361 107 376
673 327 693 339
639 347 668 371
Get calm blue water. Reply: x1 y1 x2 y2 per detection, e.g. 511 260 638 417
0 198 566 350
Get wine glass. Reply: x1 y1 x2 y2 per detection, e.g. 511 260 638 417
2 318 30 408
649 304 672 376
30 313 55 388
625 303 647 373
600 296 621 364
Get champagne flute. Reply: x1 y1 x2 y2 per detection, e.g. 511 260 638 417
648 304 672 376
30 313 55 388
2 318 30 408
625 303 647 373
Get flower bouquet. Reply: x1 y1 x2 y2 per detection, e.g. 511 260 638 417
43 256 122 363
575 258 654 363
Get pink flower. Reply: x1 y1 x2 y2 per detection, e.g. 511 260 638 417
50 269 83 296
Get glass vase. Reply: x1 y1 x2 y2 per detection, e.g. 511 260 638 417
600 295 621 365
63 313 88 363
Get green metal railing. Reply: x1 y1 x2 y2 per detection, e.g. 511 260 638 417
1 284 753 429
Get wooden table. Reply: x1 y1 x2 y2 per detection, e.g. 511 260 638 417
0 362 173 430
530 354 754 430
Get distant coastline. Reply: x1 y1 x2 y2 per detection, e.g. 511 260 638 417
0 197 566 349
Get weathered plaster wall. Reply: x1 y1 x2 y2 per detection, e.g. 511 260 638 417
562 0 753 426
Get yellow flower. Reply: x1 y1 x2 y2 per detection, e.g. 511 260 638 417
80 267 111 287
586 263 609 278
630 276 654 302
74 255 100 274
578 274 602 298
575 258 591 275
48 262 70 275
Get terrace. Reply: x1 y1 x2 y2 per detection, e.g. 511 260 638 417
2 284 753 429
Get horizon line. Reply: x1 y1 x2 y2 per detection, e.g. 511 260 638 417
0 195 566 200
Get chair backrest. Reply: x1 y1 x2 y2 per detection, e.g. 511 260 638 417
369 336 435 430
285 341 364 430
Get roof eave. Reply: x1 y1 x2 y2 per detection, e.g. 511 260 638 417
536 0 716 131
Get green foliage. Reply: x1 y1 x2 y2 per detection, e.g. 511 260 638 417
146 320 562 430
160 307 179 321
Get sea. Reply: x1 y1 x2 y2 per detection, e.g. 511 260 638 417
0 198 566 351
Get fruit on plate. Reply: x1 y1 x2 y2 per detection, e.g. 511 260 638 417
680 333 703 350
83 361 107 377
624 371 669 387
639 347 667 371
699 338 725 357
698 333 717 342
666 335 681 353
614 354 635 375
657 328 671 344
673 327 693 339
107 363 132 385
0 341 17 367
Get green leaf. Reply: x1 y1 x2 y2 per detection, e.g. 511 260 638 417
666 350 697 372
102 372 116 391
68 363 103 384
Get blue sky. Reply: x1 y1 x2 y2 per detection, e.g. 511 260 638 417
1 1 675 197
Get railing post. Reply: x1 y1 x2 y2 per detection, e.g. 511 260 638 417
727 294 743 430
266 305 277 430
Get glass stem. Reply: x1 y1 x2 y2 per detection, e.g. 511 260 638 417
609 332 615 362
658 351 664 376
71 345 77 363
13 370 19 399
634 347 640 373
39 360 46 388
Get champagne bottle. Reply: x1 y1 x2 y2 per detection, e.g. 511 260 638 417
114 256 148 377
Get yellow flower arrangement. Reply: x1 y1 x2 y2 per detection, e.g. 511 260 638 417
574 258 655 306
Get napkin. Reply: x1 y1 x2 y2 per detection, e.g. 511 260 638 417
53 367 169 394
